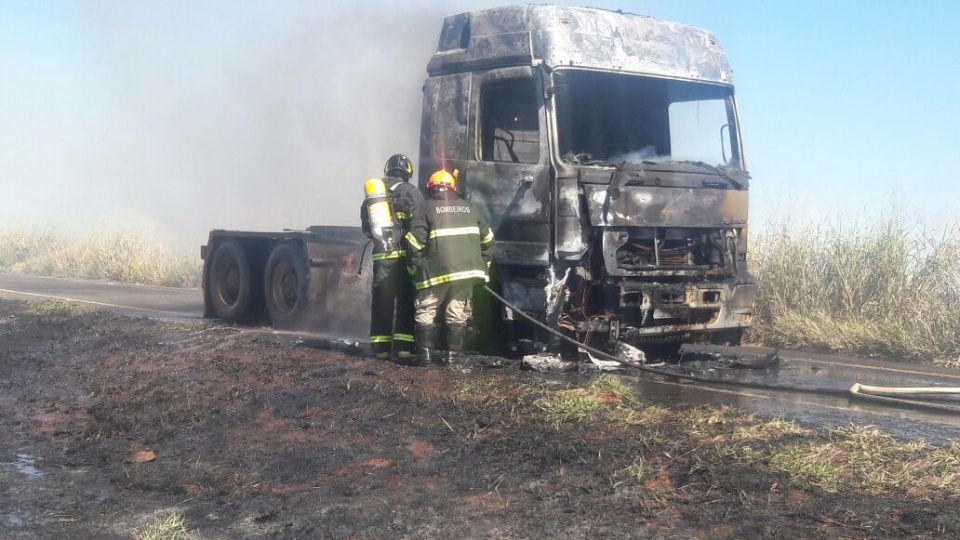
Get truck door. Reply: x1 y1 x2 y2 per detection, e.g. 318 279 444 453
463 66 551 266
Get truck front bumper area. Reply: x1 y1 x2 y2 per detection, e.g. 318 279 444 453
574 282 757 342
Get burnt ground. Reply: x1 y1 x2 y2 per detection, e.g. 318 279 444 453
1 297 956 539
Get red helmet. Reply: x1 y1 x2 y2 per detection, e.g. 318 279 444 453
426 169 457 191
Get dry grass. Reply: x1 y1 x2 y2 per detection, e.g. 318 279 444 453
766 425 960 496
519 373 960 498
4 213 958 365
750 215 960 364
0 226 200 287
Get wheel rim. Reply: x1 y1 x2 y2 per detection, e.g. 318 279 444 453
216 264 241 306
271 260 299 313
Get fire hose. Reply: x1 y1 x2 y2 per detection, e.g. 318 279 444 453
483 286 960 414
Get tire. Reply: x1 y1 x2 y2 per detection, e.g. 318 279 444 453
208 239 254 323
264 242 310 328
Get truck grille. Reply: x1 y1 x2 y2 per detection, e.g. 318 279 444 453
617 240 691 269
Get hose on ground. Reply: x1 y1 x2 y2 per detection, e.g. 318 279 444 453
483 285 960 413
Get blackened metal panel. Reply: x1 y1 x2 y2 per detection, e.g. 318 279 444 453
428 8 532 75
437 12 471 52
418 74 471 188
463 67 552 266
428 6 731 85
467 160 552 266
301 229 372 341
418 78 441 187
554 176 589 259
466 162 550 226
530 6 731 83
583 185 748 228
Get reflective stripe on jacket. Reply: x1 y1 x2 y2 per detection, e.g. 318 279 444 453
406 190 494 290
371 249 406 261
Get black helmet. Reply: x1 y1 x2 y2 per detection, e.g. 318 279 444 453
383 154 413 181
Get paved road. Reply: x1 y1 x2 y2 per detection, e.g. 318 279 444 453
0 273 203 319
3 272 960 442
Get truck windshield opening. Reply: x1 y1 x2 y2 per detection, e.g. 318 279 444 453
554 69 742 170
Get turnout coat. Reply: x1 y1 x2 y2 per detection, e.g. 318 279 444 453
405 191 494 290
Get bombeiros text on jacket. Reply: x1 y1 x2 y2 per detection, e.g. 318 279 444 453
435 206 472 214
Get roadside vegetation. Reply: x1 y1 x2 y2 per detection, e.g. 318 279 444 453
0 226 200 287
3 215 959 364
750 214 960 364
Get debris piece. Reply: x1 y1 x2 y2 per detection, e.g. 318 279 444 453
729 348 780 369
617 342 647 363
128 450 156 463
521 353 577 373
585 351 622 371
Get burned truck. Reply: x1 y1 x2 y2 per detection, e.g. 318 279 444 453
201 5 757 358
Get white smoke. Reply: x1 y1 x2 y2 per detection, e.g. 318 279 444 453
80 2 452 245
0 1 495 246
1 0 624 247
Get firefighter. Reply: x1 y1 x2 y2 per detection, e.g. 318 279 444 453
406 169 495 365
360 154 423 362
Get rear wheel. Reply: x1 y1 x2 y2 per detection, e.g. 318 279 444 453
264 242 310 328
208 239 254 323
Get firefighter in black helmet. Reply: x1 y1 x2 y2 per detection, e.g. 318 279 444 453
360 154 424 363
406 169 494 365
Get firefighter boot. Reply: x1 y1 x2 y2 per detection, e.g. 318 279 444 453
392 332 417 364
415 324 441 366
445 325 467 366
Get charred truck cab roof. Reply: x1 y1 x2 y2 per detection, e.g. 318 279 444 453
427 5 733 81
419 5 756 356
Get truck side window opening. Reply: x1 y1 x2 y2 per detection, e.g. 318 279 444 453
480 78 540 164
554 70 740 169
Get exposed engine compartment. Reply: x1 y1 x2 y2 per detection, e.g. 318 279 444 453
499 224 755 357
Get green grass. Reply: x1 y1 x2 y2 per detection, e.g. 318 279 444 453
532 375 639 428
0 226 200 287
23 299 84 318
133 511 190 540
750 214 960 364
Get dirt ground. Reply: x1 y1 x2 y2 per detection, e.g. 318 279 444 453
1 298 956 539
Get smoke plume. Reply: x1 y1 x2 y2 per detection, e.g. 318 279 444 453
1 1 507 246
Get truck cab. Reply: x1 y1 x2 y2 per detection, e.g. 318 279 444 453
418 6 757 356
201 5 757 360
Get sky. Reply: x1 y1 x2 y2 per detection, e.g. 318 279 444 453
1 0 958 247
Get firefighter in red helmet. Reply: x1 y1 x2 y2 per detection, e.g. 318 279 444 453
405 169 494 365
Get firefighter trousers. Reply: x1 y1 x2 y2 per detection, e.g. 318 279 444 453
370 258 416 359
414 281 474 351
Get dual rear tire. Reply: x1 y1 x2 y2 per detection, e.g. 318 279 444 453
208 239 255 323
207 240 309 326
263 242 310 328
